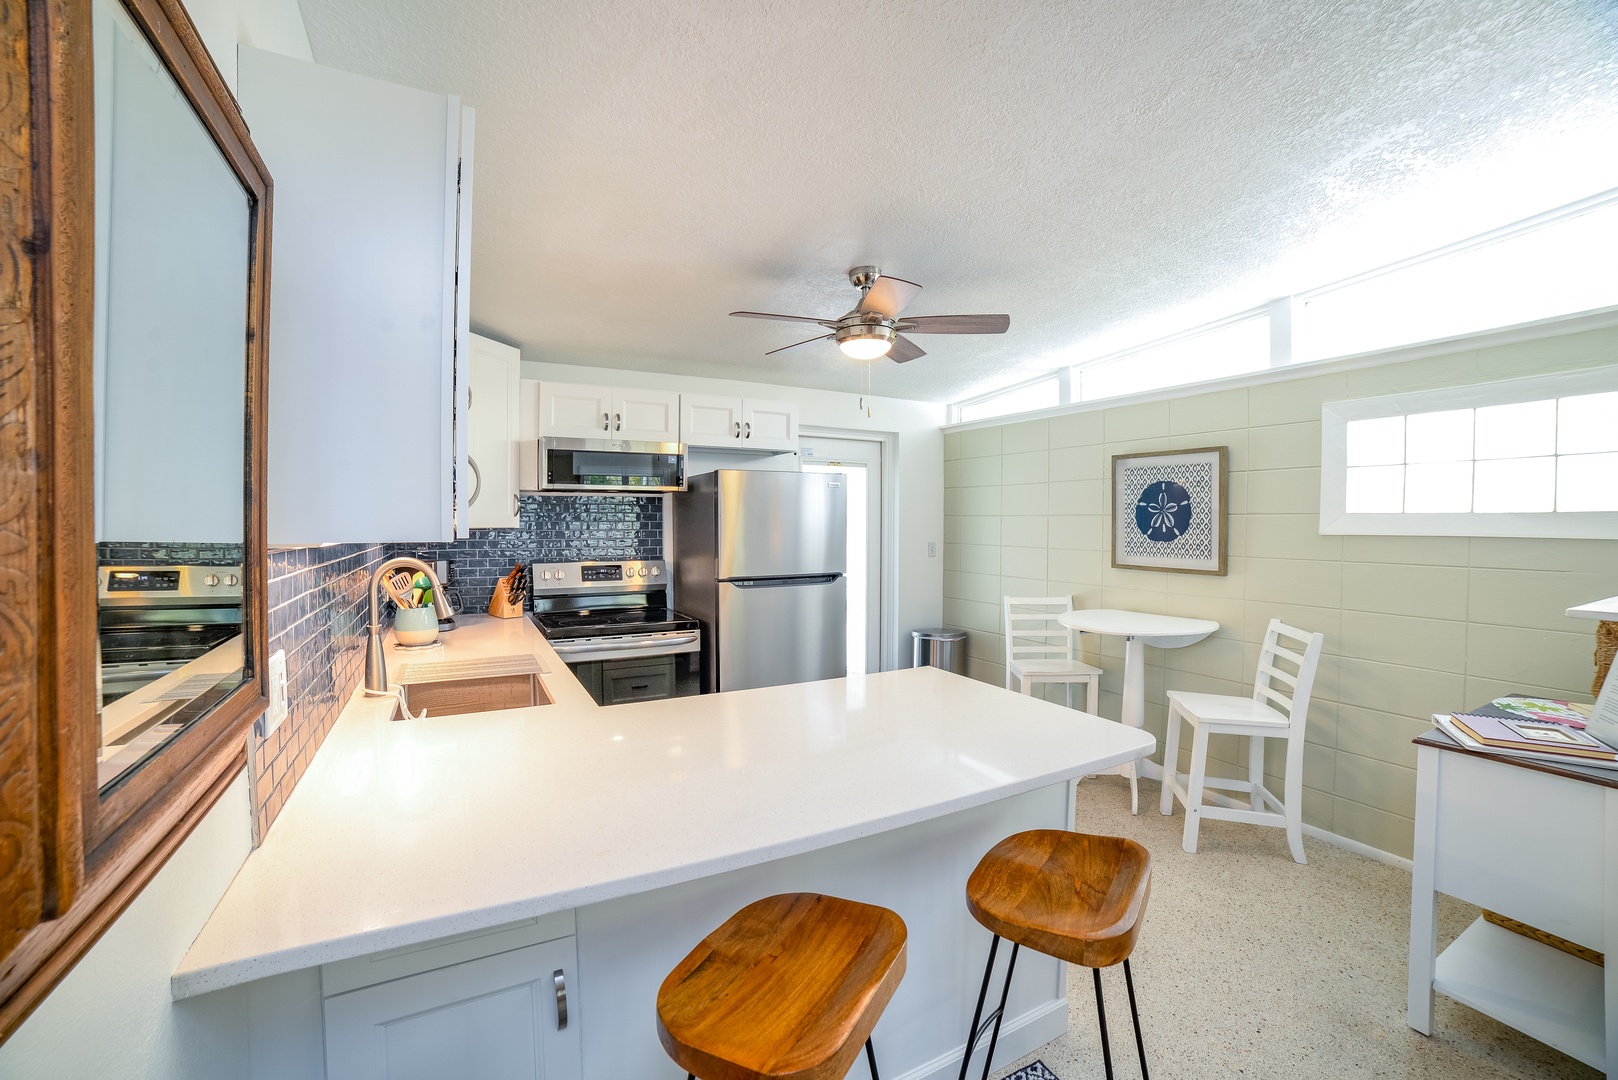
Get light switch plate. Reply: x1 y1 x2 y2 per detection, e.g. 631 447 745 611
264 649 288 737
928 541 937 558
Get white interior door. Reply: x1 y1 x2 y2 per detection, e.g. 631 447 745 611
800 435 883 675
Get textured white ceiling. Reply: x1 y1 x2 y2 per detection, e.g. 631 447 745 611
297 0 1618 402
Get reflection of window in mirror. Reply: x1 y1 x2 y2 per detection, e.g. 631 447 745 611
91 0 252 792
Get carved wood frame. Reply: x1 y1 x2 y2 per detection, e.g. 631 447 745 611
0 0 271 1039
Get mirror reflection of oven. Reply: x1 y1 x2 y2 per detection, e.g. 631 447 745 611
97 565 244 706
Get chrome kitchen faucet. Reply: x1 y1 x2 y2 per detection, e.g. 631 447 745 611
365 557 454 692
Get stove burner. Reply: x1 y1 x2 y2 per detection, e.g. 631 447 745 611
531 606 700 641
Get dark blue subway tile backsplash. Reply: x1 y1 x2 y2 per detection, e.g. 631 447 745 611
257 543 388 834
97 541 246 566
398 494 662 613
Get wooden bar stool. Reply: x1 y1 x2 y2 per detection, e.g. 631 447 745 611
657 893 907 1080
958 831 1152 1080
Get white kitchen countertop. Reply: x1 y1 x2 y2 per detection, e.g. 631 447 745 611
172 614 1154 999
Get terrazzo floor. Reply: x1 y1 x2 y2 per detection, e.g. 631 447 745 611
989 776 1600 1080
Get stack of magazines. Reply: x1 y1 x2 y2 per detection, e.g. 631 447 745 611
1436 695 1618 771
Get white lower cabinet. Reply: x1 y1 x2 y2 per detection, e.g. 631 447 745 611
322 916 581 1080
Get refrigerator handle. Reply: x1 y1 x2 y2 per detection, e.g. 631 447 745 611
726 574 841 588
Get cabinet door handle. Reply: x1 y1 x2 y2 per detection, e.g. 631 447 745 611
744 422 751 439
553 969 568 1030
615 412 621 432
733 421 741 438
466 456 482 507
602 412 610 431
512 493 520 518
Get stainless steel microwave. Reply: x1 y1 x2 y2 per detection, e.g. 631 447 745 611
538 437 687 493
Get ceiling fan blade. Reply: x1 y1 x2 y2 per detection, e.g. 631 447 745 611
858 276 923 318
897 314 1010 335
765 333 834 356
887 335 926 363
731 311 837 327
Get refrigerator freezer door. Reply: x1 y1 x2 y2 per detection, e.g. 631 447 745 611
716 577 846 691
714 471 847 580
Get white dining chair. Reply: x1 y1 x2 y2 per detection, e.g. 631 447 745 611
1158 618 1325 863
1002 597 1103 714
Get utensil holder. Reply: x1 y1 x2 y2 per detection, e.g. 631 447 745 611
393 605 440 646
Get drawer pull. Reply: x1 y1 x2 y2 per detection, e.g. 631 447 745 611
554 969 568 1030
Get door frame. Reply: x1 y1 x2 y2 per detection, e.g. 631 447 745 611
799 427 898 672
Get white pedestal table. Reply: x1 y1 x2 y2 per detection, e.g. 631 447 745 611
1057 608 1220 813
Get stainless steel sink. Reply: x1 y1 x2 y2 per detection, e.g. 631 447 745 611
392 655 552 718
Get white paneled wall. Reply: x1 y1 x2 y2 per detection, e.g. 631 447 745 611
945 324 1618 858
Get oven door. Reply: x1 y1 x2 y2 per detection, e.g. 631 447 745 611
546 630 700 664
540 437 686 493
551 631 702 705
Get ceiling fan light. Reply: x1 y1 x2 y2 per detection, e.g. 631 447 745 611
838 334 894 360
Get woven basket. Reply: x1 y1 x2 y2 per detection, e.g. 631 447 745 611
1597 620 1617 698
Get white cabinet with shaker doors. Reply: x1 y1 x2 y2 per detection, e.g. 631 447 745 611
538 382 681 443
321 914 582 1080
682 394 799 452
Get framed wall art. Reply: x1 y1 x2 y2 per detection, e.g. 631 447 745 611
1111 446 1229 575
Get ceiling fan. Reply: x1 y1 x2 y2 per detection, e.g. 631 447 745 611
730 266 1010 363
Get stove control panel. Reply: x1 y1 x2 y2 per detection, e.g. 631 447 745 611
98 565 244 604
532 560 666 593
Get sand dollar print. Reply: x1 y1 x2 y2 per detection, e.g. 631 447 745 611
1135 479 1193 542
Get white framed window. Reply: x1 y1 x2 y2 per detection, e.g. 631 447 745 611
1320 367 1618 537
1298 194 1618 363
956 374 1062 423
1075 312 1271 402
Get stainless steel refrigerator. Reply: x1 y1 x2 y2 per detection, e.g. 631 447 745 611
672 470 847 692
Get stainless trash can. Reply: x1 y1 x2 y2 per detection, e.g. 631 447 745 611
912 627 968 674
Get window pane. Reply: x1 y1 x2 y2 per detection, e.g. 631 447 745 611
1299 199 1618 361
958 377 1060 423
1474 457 1555 513
1405 461 1473 513
1557 452 1618 511
1346 465 1404 512
1558 391 1618 455
1077 315 1269 401
1475 399 1556 459
1405 409 1473 463
1346 416 1405 466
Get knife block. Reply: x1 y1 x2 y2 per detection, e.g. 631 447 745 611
487 587 525 619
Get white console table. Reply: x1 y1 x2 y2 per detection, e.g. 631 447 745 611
1408 728 1618 1073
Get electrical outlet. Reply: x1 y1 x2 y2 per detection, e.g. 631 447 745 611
928 541 937 558
263 649 288 738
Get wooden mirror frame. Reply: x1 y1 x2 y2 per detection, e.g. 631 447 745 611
0 0 271 1039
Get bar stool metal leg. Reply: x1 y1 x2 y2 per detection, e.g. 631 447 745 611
1093 967 1113 1080
957 933 1020 1080
1123 959 1149 1080
865 1036 880 1079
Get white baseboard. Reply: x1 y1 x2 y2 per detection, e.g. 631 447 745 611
1302 823 1412 871
1181 787 1413 871
894 997 1069 1080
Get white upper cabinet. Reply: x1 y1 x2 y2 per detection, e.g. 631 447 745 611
467 335 521 529
538 382 615 439
538 383 681 443
742 398 799 451
682 394 743 446
615 387 682 442
683 394 799 452
239 47 473 545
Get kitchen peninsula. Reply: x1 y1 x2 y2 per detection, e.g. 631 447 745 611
172 615 1152 1078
